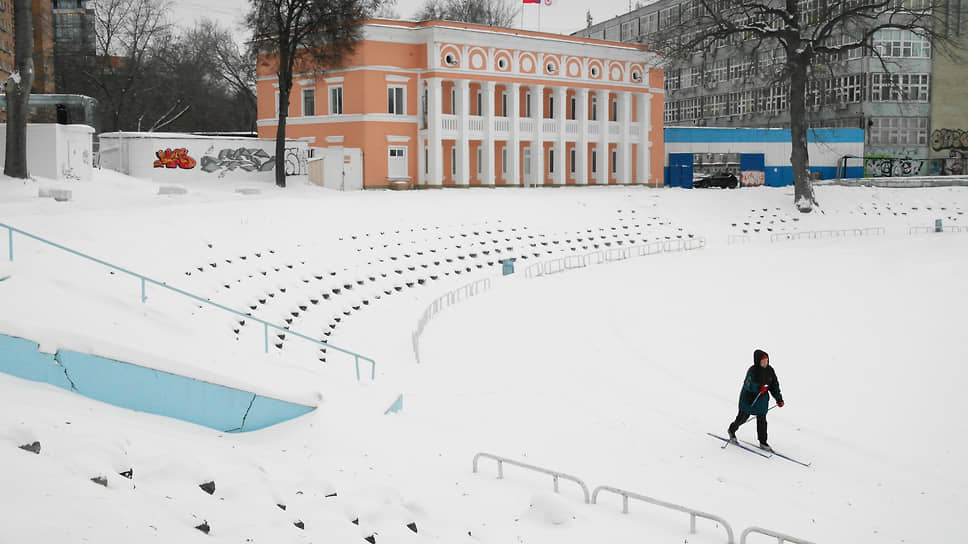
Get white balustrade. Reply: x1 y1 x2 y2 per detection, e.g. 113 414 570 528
631 124 641 137
542 119 558 133
469 117 485 132
608 122 620 136
519 118 534 136
589 124 600 136
494 117 511 136
566 120 579 135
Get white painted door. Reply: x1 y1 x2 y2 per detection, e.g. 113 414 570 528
388 147 407 178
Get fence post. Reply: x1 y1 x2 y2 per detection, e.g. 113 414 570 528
6 227 11 261
264 323 269 353
355 355 361 381
141 278 147 303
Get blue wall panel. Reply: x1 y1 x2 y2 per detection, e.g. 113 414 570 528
0 333 314 432
0 336 74 390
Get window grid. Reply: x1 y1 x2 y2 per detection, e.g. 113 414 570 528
329 86 343 115
302 88 315 116
388 86 405 115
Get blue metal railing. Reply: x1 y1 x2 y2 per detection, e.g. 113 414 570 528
1 222 376 380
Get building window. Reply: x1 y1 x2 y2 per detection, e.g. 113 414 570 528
611 149 617 174
570 148 576 174
425 148 429 174
548 95 554 118
665 68 681 91
549 148 555 174
476 90 482 116
329 86 343 115
451 147 456 175
620 20 638 42
869 117 929 146
502 147 507 175
451 88 457 114
388 86 405 115
591 149 597 173
591 94 598 121
525 92 532 117
570 96 577 120
502 92 508 116
302 88 315 116
871 73 930 102
873 29 931 58
611 99 618 122
477 147 483 175
275 90 280 116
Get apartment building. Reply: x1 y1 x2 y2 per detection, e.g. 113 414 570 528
0 0 54 92
256 19 665 189
575 0 968 176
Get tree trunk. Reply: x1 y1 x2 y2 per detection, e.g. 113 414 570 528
275 90 289 188
788 60 816 213
4 0 35 179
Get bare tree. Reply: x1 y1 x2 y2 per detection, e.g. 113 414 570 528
4 0 35 179
415 0 519 28
88 0 173 131
247 0 378 187
652 0 965 213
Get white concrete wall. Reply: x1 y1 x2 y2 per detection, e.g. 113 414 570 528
0 123 94 181
98 132 308 182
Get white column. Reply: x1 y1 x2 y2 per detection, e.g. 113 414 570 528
576 89 588 185
428 78 443 186
417 80 426 185
532 84 545 187
484 81 496 186
555 86 567 185
620 91 632 184
638 92 653 185
596 89 609 185
510 82 521 186
457 79 471 186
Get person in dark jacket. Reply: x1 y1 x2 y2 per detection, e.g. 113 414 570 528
727 349 784 451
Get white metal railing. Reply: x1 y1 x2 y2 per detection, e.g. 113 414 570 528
769 227 885 242
909 224 968 234
411 277 492 364
741 526 816 544
592 485 735 544
472 453 591 503
523 238 705 279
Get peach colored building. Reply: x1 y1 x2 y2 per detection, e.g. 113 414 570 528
256 20 664 189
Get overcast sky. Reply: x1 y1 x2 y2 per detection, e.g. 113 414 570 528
172 0 648 42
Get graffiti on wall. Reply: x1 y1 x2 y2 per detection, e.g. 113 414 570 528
199 147 275 177
284 147 308 176
154 148 197 169
864 156 926 177
930 129 968 151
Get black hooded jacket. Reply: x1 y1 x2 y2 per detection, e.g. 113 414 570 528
738 349 783 416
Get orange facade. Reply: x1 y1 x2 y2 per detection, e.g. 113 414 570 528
257 20 664 189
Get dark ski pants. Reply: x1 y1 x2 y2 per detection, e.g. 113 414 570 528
728 410 768 444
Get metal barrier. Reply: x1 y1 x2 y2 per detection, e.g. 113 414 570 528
1 223 376 380
769 227 885 242
472 452 590 503
522 238 706 279
592 485 735 544
741 526 815 544
412 277 492 364
909 225 968 234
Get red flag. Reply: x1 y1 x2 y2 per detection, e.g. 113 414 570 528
523 0 541 4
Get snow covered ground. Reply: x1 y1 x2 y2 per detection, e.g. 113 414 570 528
1 171 966 543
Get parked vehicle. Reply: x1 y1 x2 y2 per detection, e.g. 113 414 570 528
693 171 739 189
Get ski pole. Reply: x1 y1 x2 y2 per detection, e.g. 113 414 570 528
738 404 777 427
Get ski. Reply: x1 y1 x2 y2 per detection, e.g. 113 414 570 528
738 439 812 467
707 433 772 458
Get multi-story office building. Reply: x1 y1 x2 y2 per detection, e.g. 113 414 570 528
52 0 95 93
575 1 968 176
256 19 665 189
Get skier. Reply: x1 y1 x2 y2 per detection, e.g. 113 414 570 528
727 349 784 451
